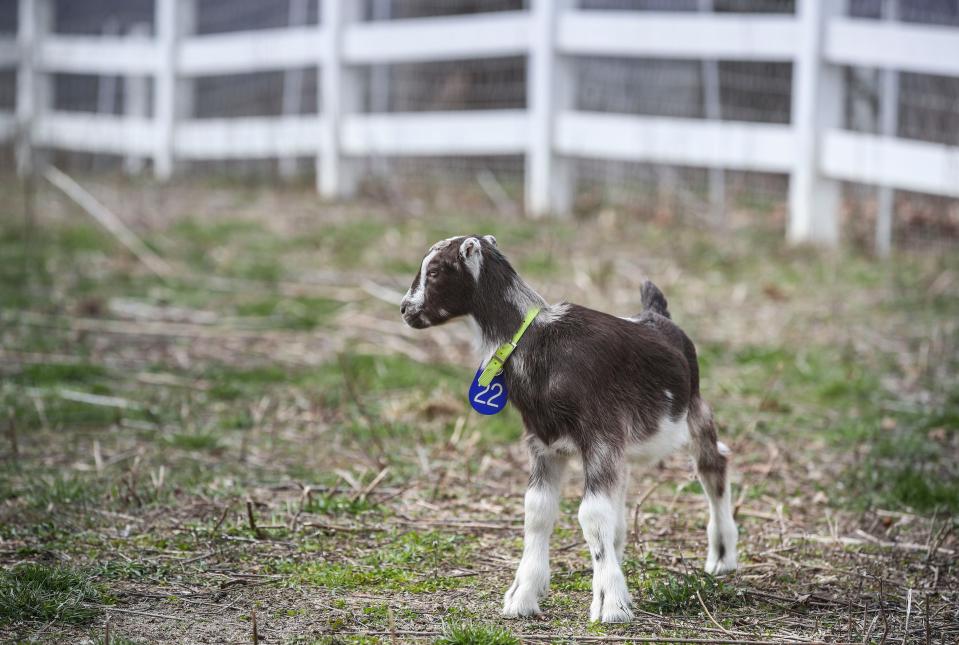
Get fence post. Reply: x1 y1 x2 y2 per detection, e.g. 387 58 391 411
16 0 52 176
96 18 120 117
526 0 575 218
124 23 151 175
369 0 391 179
875 0 899 257
788 0 846 245
699 0 726 227
319 0 362 199
96 18 119 173
155 0 192 180
279 0 310 179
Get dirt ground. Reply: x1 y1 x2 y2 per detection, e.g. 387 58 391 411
0 178 957 644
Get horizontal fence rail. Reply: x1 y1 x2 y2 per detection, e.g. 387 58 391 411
39 35 160 74
822 130 959 199
343 111 529 157
3 0 959 252
345 11 530 64
180 27 324 75
826 18 959 77
557 11 799 61
556 113 796 173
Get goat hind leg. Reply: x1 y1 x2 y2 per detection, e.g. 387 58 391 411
690 399 738 575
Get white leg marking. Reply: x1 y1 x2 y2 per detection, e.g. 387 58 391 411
579 493 633 623
503 448 567 619
503 485 561 617
703 472 738 576
613 467 628 563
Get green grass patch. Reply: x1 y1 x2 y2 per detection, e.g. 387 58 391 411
625 558 742 614
0 563 107 625
203 364 293 400
11 362 111 387
287 218 389 268
234 295 344 330
552 568 592 592
2 391 128 429
276 530 472 593
17 474 101 511
842 419 959 513
92 634 143 645
165 430 222 452
436 621 520 645
304 491 378 516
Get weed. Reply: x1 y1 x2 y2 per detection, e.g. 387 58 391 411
637 567 740 614
436 621 520 645
165 431 222 452
92 633 143 645
552 568 592 592
21 474 101 511
235 295 344 330
0 563 107 625
276 530 471 593
304 491 378 516
11 362 111 387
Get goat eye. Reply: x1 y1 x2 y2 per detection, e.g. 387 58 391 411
427 269 439 278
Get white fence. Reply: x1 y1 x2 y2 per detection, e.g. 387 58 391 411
5 0 959 250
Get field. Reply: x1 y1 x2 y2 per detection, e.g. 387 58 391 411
0 178 957 644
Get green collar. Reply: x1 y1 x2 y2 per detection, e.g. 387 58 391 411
478 307 541 387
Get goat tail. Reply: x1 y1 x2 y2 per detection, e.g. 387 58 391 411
640 280 671 319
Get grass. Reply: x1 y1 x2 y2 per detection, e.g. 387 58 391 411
303 491 379 516
165 430 222 452
276 530 473 593
436 621 520 645
10 362 111 387
0 183 956 643
637 567 741 615
0 564 106 625
92 634 143 645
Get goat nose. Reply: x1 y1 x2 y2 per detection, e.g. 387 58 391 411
400 302 408 315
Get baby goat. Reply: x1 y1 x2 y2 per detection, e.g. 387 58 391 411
400 235 738 623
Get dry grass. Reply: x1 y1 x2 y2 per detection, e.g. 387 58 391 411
0 177 956 644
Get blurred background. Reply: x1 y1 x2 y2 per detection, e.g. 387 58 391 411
1 2 958 643
1 0 958 250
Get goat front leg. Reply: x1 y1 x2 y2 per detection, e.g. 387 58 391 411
502 446 568 618
613 462 629 563
580 449 633 623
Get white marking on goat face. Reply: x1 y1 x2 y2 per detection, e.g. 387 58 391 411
459 237 483 280
402 238 458 306
404 247 440 309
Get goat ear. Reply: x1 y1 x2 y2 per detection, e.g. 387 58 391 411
482 234 497 247
459 237 481 260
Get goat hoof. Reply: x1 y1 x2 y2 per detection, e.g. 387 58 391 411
590 586 633 623
705 558 738 576
592 602 633 624
502 586 542 618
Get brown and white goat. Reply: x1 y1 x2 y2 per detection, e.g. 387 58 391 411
400 235 738 623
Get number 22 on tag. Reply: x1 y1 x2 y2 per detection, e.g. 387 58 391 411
468 367 508 415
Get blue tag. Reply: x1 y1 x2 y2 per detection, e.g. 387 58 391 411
468 366 508 415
